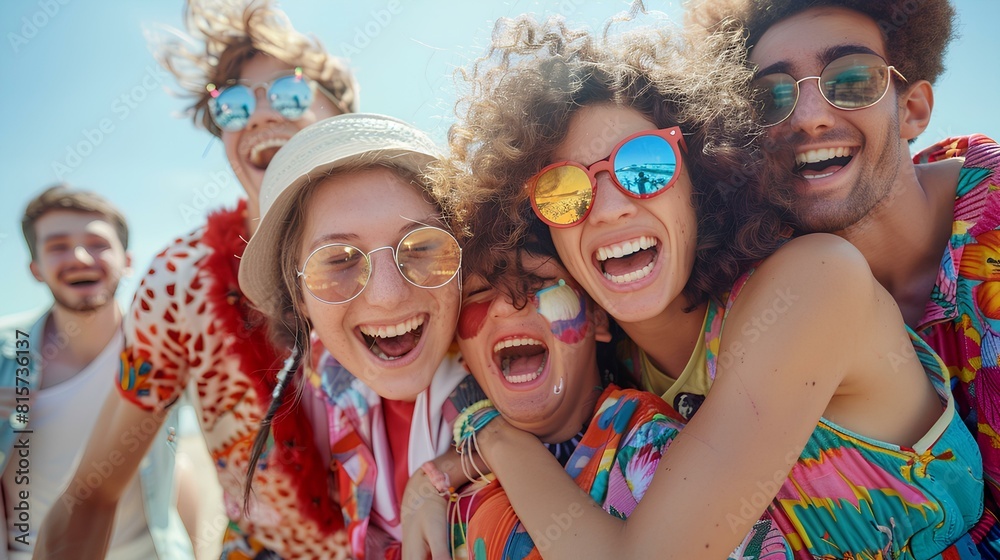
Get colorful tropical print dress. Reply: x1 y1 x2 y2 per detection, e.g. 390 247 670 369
628 271 984 559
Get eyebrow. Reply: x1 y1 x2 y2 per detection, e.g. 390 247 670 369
305 215 445 252
754 44 882 78
41 233 70 244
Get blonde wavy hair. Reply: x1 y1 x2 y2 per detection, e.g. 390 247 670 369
435 14 796 309
150 0 358 137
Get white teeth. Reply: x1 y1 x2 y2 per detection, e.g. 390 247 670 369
493 337 543 354
359 316 424 339
603 261 655 284
249 137 288 160
502 370 541 384
795 146 851 165
495 338 546 383
595 236 657 262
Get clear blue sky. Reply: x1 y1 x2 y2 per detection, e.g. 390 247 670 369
2 0 998 317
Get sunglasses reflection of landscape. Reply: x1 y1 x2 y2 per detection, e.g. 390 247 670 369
212 76 314 130
535 134 678 223
615 135 676 195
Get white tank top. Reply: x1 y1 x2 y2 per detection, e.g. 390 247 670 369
2 331 155 559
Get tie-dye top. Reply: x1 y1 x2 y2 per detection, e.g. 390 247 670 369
623 272 984 559
914 135 1000 510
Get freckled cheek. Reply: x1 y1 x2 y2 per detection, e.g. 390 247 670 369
457 299 492 340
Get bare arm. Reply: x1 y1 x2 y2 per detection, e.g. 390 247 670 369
34 392 167 559
475 235 908 559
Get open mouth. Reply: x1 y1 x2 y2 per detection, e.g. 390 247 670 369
493 337 548 384
62 271 102 287
358 316 425 361
596 236 658 284
248 137 288 170
795 147 854 179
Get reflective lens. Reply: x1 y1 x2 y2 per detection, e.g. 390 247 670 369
613 135 678 196
753 53 901 127
267 75 314 121
820 54 890 109
299 227 461 304
209 85 256 132
533 165 594 226
529 127 685 227
208 73 315 133
753 76 797 126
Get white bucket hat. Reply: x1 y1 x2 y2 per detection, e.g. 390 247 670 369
238 113 444 317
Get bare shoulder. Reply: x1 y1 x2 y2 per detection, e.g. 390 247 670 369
749 233 875 298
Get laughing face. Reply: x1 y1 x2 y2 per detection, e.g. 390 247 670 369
750 6 908 233
222 54 345 220
30 210 130 313
456 255 609 443
299 167 460 402
546 104 698 324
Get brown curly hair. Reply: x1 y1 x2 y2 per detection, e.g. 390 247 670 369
434 15 796 311
150 0 359 137
685 0 957 87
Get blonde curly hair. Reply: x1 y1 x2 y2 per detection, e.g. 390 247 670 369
150 0 358 137
435 14 795 309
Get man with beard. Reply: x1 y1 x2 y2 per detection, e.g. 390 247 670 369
688 0 1000 553
0 185 193 558
35 1 358 558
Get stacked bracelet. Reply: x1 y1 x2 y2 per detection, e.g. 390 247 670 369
452 399 500 449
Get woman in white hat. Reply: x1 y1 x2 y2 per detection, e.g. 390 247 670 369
239 113 472 560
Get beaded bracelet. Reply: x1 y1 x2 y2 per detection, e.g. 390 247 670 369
452 399 500 449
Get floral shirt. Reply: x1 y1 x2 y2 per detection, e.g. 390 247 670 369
915 134 1000 503
461 386 685 560
117 201 347 559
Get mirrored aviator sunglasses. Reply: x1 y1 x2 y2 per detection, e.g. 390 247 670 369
528 127 687 228
207 67 316 133
297 226 462 305
753 52 907 127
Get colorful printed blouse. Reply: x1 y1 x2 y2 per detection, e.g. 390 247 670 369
310 350 477 560
914 135 1000 508
623 272 984 559
458 385 686 560
117 202 348 559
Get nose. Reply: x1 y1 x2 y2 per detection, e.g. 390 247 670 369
361 248 409 307
244 85 282 131
586 172 638 225
489 293 524 319
786 77 836 135
71 244 95 266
